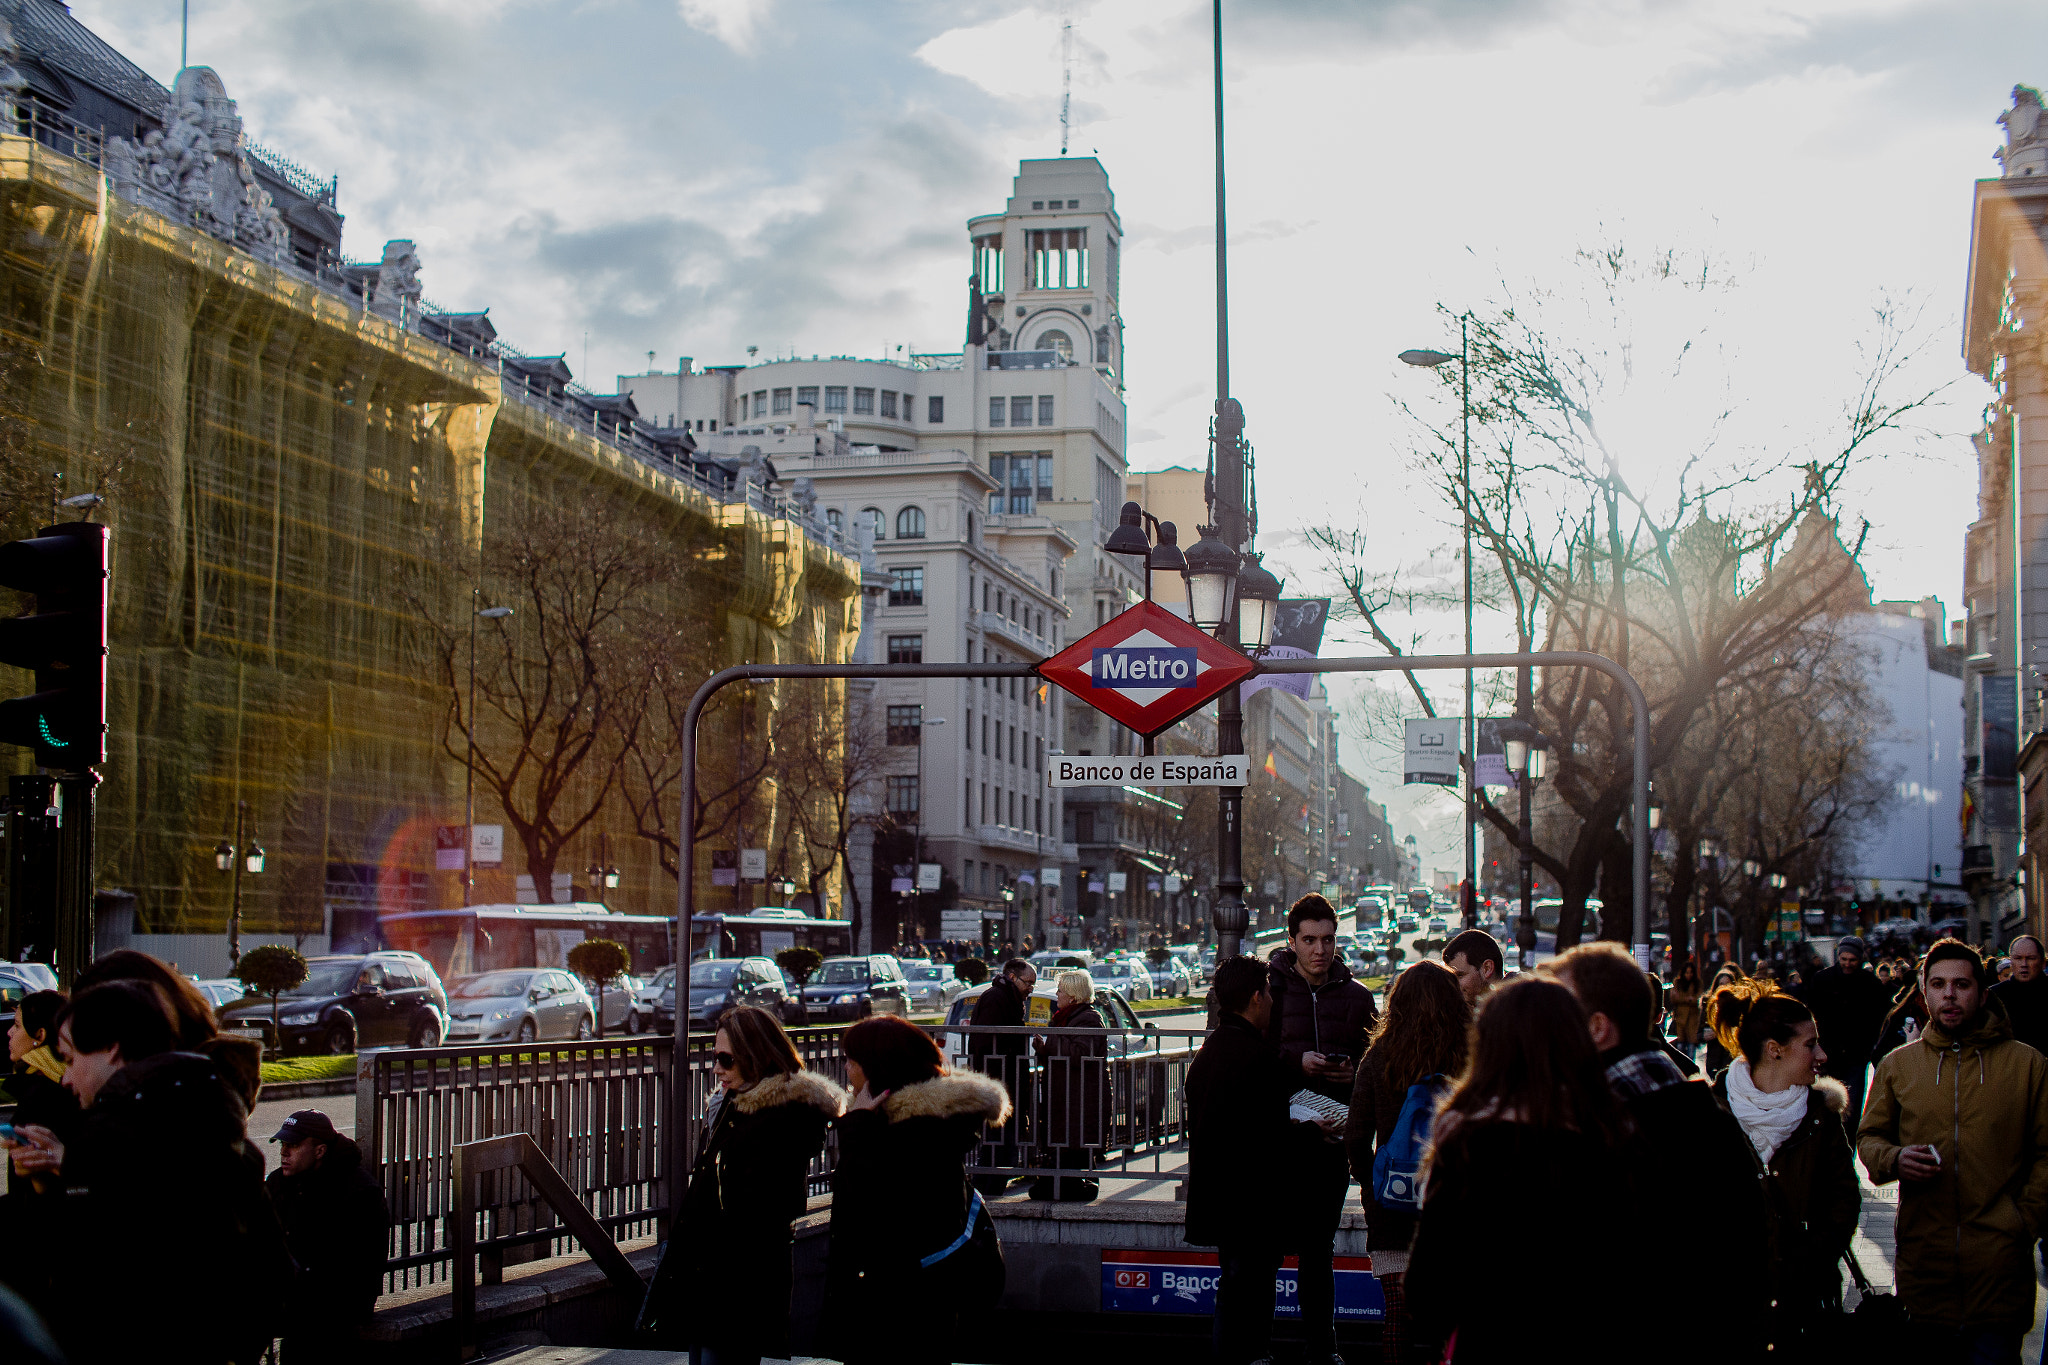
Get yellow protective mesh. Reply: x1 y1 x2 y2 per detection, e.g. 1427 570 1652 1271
0 135 861 937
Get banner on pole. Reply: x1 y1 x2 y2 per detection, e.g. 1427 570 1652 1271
1240 600 1331 703
1404 718 1460 786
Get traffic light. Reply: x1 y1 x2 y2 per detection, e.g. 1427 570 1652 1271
0 522 108 769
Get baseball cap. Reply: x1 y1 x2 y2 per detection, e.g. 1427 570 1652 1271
270 1109 342 1145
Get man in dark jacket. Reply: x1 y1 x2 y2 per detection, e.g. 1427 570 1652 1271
1188 955 1317 1365
967 957 1036 1194
266 1109 389 1363
1266 894 1376 1365
1991 934 2048 1053
1800 936 1890 1119
1550 944 1768 1362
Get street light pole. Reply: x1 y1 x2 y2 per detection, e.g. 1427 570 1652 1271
464 603 513 907
229 799 245 968
1460 317 1475 930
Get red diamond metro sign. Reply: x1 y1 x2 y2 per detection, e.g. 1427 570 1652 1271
1037 600 1257 738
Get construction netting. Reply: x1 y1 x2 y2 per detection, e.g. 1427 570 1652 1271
0 134 862 943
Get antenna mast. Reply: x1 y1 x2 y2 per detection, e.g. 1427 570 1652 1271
1059 5 1072 156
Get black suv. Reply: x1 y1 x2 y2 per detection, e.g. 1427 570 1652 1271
657 956 803 1032
799 955 912 1023
217 952 448 1056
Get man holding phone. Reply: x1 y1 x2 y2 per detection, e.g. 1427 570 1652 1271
1266 894 1378 1365
1860 939 2048 1363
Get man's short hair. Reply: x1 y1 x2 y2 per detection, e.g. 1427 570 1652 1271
2009 935 2045 958
1213 956 1269 1016
1443 929 1503 977
1288 894 1339 937
1548 942 1653 1043
1922 938 1986 983
1002 957 1035 979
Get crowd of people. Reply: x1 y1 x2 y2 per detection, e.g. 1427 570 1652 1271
1180 896 2048 1365
0 950 389 1364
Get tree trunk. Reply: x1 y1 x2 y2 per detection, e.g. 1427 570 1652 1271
1596 838 1633 945
1665 839 1698 971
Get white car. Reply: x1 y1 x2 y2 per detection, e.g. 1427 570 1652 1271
444 969 597 1043
903 961 967 1012
192 978 249 1010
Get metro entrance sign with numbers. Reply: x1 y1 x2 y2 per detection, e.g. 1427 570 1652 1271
1037 600 1257 738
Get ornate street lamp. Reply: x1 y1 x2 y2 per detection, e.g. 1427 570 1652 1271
1234 553 1283 653
1182 525 1241 635
218 799 263 969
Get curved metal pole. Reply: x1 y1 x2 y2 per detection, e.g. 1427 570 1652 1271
1252 650 1653 967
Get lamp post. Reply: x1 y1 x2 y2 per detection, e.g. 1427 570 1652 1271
585 831 621 902
1499 716 1549 968
216 799 265 970
912 714 946 940
465 603 514 906
1400 324 1475 928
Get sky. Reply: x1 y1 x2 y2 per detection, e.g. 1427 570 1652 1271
70 0 2036 875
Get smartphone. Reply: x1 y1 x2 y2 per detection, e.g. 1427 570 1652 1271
1324 1053 1352 1067
0 1121 15 1143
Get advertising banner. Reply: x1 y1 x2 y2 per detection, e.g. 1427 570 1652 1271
1240 599 1331 703
435 825 465 872
711 850 737 887
1404 718 1460 786
1100 1249 1384 1319
1475 718 1513 790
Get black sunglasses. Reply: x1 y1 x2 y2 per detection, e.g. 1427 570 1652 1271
713 1051 737 1069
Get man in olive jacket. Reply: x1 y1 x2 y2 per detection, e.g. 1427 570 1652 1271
1859 939 2048 1359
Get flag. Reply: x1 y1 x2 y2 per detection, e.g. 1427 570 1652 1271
1960 785 1976 838
1264 751 1277 777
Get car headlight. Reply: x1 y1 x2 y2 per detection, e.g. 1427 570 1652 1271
279 1010 321 1026
835 993 859 1004
487 1006 519 1023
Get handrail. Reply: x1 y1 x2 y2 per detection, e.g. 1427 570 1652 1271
450 1133 646 1358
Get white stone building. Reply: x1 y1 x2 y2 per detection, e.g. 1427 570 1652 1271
619 158 1144 949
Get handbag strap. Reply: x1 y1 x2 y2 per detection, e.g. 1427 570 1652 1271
1841 1249 1876 1293
921 1188 986 1269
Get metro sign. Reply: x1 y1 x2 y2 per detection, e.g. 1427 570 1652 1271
1037 600 1257 737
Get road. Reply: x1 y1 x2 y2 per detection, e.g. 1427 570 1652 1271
249 1090 357 1150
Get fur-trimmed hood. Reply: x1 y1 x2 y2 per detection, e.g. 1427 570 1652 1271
879 1070 1012 1127
1811 1075 1849 1116
731 1069 849 1117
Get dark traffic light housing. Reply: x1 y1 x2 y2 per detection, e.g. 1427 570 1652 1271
0 522 108 769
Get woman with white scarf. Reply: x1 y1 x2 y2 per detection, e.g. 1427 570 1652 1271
1709 983 1862 1362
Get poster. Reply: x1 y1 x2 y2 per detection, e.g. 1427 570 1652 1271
471 824 504 868
434 826 465 872
1240 599 1330 702
1475 718 1511 790
1404 717 1460 786
711 850 738 887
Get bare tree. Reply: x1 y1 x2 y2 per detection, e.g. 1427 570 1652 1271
774 685 895 948
1307 244 1947 949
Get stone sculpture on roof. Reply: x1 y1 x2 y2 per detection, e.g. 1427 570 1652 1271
1997 85 2047 179
101 66 290 265
368 239 423 321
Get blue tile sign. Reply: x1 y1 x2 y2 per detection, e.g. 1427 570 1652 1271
1100 1250 1385 1319
1090 646 1199 688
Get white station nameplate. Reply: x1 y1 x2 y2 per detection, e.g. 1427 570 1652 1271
1048 755 1250 788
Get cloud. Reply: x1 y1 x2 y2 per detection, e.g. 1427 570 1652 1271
677 0 775 54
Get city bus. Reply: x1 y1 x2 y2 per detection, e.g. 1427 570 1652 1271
688 909 854 961
381 903 677 981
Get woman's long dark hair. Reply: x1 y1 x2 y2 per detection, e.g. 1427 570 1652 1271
716 1004 802 1084
15 990 65 1050
73 950 217 1049
1364 960 1469 1089
1709 983 1814 1067
842 1014 944 1094
1436 976 1626 1145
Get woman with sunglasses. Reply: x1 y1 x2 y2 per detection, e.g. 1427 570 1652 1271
640 1004 846 1365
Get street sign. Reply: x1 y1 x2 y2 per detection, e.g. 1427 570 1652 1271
471 824 504 868
740 848 767 881
917 863 942 891
1404 718 1460 785
1164 874 1182 892
939 910 987 934
1108 872 1127 893
1049 754 1249 788
1040 867 1062 887
1037 600 1257 738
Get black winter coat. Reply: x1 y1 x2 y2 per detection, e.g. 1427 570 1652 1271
264 1134 389 1333
1803 965 1891 1079
1184 1014 1294 1247
1991 975 2048 1055
49 1052 293 1364
3 1062 77 1196
1872 986 1928 1062
1712 1073 1861 1354
646 1069 845 1355
1036 1001 1107 1149
1613 1053 1770 1361
1266 949 1377 1103
825 1071 1010 1364
1409 1122 1640 1363
967 978 1030 1061
1343 1048 1419 1254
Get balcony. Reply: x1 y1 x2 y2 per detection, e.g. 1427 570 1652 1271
986 349 1069 371
978 825 1057 856
979 610 1049 655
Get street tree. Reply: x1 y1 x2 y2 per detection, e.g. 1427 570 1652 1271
566 938 630 1038
771 687 895 951
1308 242 1946 950
233 943 307 1046
776 945 824 985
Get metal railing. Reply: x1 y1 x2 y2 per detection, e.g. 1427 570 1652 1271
359 1038 672 1290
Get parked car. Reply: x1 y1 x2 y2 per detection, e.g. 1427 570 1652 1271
444 969 597 1044
1030 948 1095 974
0 963 57 1009
637 965 675 1024
216 951 449 1055
596 973 644 1033
191 979 249 1011
1425 916 1450 937
1091 959 1154 1002
799 955 912 1023
660 956 802 1032
902 961 967 1013
1396 913 1419 933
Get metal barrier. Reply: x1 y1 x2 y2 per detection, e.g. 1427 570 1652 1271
359 1038 672 1290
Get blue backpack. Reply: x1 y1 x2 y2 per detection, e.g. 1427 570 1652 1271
1371 1074 1447 1212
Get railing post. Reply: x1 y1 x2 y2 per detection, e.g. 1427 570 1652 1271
451 1142 477 1360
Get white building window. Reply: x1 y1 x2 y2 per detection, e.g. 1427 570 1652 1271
772 388 792 415
895 507 927 540
797 386 818 407
1010 396 1032 427
854 387 875 415
881 390 897 418
989 397 1006 427
1037 330 1072 360
825 387 848 413
1038 395 1054 425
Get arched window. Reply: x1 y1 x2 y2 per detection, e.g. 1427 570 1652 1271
862 507 885 537
896 506 927 539
826 508 844 533
1036 329 1073 360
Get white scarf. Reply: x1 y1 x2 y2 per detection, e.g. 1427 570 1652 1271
1725 1057 1808 1163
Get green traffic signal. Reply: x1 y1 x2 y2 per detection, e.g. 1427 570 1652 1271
0 522 108 768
